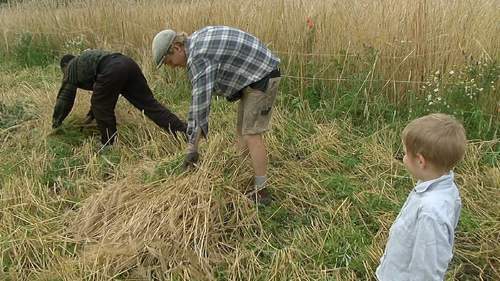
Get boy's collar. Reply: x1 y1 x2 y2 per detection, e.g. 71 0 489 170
414 171 454 193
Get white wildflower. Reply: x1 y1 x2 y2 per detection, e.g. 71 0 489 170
449 70 455 75
434 88 439 93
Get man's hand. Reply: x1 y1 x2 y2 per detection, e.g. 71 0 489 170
182 151 199 170
173 127 188 142
170 120 187 142
182 144 199 170
52 101 65 128
52 99 72 129
52 118 63 129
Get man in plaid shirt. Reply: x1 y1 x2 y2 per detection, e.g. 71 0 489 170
152 26 281 205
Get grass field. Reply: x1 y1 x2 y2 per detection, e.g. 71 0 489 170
0 0 499 280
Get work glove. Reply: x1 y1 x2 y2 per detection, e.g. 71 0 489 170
182 150 199 170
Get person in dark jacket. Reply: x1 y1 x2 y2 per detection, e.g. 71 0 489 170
52 49 187 145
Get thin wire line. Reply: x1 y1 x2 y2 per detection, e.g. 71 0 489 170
282 75 431 85
274 49 462 59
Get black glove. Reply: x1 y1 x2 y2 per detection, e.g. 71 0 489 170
170 120 188 141
182 151 199 170
177 130 188 142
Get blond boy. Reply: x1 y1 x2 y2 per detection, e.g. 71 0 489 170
376 113 467 281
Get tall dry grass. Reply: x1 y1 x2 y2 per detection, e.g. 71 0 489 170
0 0 498 77
0 0 499 280
1 77 498 279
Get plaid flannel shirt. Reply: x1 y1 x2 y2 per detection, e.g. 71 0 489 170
185 26 280 144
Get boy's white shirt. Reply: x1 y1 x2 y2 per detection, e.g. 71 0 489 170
376 172 461 281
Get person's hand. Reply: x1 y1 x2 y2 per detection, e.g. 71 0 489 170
172 121 188 142
174 128 188 142
182 145 199 170
52 99 73 129
52 119 62 129
182 151 199 170
52 106 65 129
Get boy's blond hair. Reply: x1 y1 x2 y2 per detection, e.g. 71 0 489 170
402 113 467 170
166 32 188 55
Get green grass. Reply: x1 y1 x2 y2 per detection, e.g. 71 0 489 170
11 32 60 68
0 38 499 281
0 101 35 129
322 174 359 200
142 156 184 184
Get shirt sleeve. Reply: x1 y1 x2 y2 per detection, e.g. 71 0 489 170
186 57 217 144
52 80 77 128
52 58 79 128
408 214 453 281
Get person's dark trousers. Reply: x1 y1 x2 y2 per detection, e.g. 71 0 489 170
92 54 186 145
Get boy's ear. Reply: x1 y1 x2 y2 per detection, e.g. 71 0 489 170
416 153 426 168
